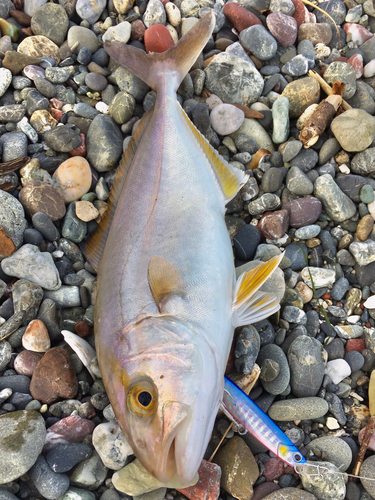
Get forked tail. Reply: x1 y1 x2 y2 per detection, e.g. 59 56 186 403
104 12 215 93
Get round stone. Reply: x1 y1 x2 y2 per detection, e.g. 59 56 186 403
306 436 352 472
269 397 328 420
108 91 136 124
223 2 262 32
0 67 12 97
0 410 46 483
22 319 51 352
17 36 60 62
239 25 278 61
75 201 99 222
210 104 244 136
14 350 44 377
266 12 298 47
144 24 174 53
30 3 69 46
281 76 320 118
67 26 99 54
85 72 107 92
331 109 375 152
76 0 106 24
52 157 92 203
297 22 332 46
19 181 66 221
324 62 357 99
286 166 313 195
233 224 261 260
86 114 123 172
92 422 133 470
360 184 375 204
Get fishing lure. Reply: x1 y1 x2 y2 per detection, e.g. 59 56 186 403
222 376 306 468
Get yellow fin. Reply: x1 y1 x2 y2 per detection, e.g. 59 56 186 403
233 253 284 309
179 106 248 202
148 256 185 311
81 110 152 271
232 290 281 327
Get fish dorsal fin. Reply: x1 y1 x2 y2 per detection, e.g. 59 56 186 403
232 253 284 327
81 110 152 271
148 256 185 311
179 105 248 202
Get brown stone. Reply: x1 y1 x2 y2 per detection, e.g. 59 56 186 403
214 436 259 500
357 214 374 241
281 77 320 119
9 9 31 26
30 347 78 404
17 35 59 63
22 319 51 352
14 350 44 377
292 0 309 27
223 2 262 32
283 197 322 228
74 321 92 338
2 50 42 74
298 23 332 46
131 19 146 41
252 482 280 500
67 116 92 136
19 181 66 221
44 415 96 453
0 227 16 257
258 209 290 239
177 460 221 500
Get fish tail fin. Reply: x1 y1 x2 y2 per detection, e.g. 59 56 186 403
104 12 215 93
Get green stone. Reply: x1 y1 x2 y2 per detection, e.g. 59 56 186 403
81 192 97 202
0 18 19 42
360 184 375 204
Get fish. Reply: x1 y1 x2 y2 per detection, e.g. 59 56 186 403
222 376 306 468
82 11 285 485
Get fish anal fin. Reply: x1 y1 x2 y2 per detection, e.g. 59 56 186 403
148 256 185 311
81 110 152 271
179 106 248 202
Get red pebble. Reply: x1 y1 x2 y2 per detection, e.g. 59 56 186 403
345 338 366 353
69 133 86 157
48 107 63 121
223 2 261 32
50 97 63 109
283 197 322 228
252 482 280 500
75 320 93 338
43 415 95 452
131 19 146 42
266 13 298 47
144 24 174 53
292 0 310 27
344 23 373 45
177 460 221 500
348 53 363 78
264 457 284 481
321 293 331 300
258 209 290 240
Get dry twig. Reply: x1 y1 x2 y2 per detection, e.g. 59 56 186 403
308 70 352 111
350 416 375 480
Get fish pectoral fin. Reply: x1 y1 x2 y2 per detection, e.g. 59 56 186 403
232 253 284 327
81 109 153 271
232 290 281 327
148 256 185 311
180 106 248 203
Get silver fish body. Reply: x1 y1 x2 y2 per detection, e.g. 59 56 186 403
83 12 284 485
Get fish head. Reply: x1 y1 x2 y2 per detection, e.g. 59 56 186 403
104 314 222 485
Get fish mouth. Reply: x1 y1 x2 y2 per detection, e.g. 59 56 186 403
151 401 191 484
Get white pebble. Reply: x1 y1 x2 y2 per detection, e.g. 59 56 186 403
96 101 109 114
210 103 245 136
166 24 178 44
102 21 131 44
364 295 375 309
0 67 12 97
165 2 181 27
338 164 350 174
92 422 133 470
364 58 375 78
325 359 351 385
206 94 223 110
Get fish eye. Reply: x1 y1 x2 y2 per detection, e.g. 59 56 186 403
294 453 302 462
138 391 152 407
127 379 157 417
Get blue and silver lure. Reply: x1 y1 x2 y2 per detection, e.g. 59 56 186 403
222 376 306 468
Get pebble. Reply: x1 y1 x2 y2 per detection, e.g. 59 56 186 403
286 166 313 195
52 157 92 203
325 359 351 384
240 25 278 61
30 3 69 46
205 53 264 106
306 436 352 472
14 350 43 376
272 96 289 144
92 421 133 470
22 319 50 352
281 76 320 118
214 436 259 500
314 174 357 222
44 415 95 452
350 240 375 266
257 344 290 395
299 461 346 500
288 336 325 397
29 455 70 500
67 26 99 54
0 189 27 248
210 103 244 136
0 410 46 483
30 347 78 404
46 443 93 473
86 114 123 172
76 0 106 24
331 109 375 152
268 397 328 420
0 67 12 96
361 455 375 498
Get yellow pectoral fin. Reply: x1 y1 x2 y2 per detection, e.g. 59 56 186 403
232 253 284 327
148 256 185 311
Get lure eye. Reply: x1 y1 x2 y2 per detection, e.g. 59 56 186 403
294 453 303 463
127 380 157 417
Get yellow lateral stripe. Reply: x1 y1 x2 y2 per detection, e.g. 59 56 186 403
234 254 283 308
181 108 243 199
